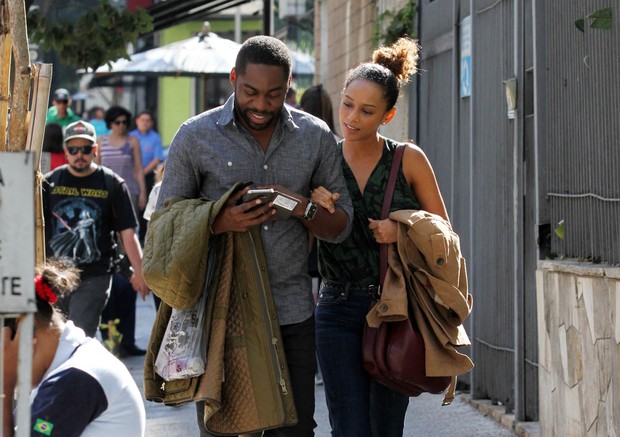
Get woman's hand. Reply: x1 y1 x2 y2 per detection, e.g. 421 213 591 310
311 186 340 213
368 218 398 244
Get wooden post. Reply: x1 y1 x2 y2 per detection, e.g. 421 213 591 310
28 63 53 265
7 0 32 152
0 1 12 151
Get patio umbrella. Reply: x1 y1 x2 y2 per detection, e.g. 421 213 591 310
90 32 314 78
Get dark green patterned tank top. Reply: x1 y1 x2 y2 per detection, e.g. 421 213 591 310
319 137 420 287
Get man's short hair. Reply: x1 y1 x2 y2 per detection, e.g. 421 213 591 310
53 88 71 101
64 121 97 145
235 35 292 80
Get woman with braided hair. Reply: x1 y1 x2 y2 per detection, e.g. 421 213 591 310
2 259 145 437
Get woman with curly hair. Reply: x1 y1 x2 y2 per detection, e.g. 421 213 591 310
311 38 449 436
2 259 145 437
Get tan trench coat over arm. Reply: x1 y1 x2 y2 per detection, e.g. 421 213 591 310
366 210 474 379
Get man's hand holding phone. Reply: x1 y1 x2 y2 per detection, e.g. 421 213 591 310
243 186 302 220
211 183 276 234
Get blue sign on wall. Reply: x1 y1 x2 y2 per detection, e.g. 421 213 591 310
460 16 472 98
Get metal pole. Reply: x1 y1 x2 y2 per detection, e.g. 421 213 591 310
468 0 481 401
14 313 33 437
513 0 526 421
263 0 272 35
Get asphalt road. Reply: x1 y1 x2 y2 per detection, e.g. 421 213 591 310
122 294 516 437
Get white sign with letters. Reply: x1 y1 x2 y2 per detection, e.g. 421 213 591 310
0 152 36 313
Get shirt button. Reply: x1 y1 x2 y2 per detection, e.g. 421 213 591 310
264 225 269 230
263 164 268 170
227 161 232 166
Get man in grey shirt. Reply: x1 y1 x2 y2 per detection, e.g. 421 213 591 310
157 35 353 436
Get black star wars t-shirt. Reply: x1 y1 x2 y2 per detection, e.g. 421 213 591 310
43 166 137 278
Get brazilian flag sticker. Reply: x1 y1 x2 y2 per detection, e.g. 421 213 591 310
33 418 54 435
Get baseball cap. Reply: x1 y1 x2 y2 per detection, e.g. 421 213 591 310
64 121 97 144
53 88 71 101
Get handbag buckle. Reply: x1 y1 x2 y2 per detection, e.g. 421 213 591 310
367 284 381 299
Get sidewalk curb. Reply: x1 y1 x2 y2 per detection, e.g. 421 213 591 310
460 394 541 437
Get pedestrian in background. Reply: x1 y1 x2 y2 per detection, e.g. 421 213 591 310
1 258 146 437
100 272 147 357
130 110 164 242
156 35 353 437
95 108 149 356
88 106 110 137
42 120 149 338
311 37 449 437
300 84 339 139
286 86 298 107
96 106 147 215
42 122 67 171
142 162 165 310
46 88 81 128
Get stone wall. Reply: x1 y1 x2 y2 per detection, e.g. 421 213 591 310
537 261 620 436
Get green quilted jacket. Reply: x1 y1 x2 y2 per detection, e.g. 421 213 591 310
142 185 298 434
142 184 236 309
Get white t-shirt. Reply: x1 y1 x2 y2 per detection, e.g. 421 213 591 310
143 181 161 221
29 321 145 437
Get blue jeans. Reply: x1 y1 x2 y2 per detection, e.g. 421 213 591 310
315 284 409 437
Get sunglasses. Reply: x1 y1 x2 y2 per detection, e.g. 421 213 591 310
113 119 128 126
56 100 69 104
66 145 94 155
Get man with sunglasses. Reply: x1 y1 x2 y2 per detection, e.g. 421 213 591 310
46 88 81 128
42 120 149 339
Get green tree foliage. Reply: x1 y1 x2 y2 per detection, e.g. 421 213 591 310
372 0 416 48
575 7 613 32
27 0 153 71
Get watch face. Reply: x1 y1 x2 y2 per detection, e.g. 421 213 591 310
305 201 318 220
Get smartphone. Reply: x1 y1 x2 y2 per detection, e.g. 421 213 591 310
243 188 277 204
243 189 300 220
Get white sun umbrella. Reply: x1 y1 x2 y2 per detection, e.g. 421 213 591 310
92 32 314 78
94 33 240 76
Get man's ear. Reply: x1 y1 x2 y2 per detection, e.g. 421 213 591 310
230 68 237 88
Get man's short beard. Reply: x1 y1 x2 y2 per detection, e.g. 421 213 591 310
70 163 91 173
233 96 278 132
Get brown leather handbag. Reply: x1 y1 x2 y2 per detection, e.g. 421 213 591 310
362 143 451 397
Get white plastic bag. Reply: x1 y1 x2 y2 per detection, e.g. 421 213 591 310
155 291 207 381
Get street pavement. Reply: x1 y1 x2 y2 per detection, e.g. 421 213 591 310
122 294 516 436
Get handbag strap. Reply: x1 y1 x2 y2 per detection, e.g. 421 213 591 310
379 143 406 287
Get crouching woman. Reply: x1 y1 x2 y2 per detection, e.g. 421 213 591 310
2 259 145 437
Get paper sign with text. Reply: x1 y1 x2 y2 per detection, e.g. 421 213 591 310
0 152 36 313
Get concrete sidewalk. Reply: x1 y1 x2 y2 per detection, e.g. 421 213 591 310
122 294 520 436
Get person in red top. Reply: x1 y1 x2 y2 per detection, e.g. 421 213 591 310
42 123 67 171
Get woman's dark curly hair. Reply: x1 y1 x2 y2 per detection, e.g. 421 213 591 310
104 106 132 129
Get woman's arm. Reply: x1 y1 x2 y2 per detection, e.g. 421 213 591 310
402 143 449 221
130 136 147 210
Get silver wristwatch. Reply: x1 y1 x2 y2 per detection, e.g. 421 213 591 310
303 200 318 220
